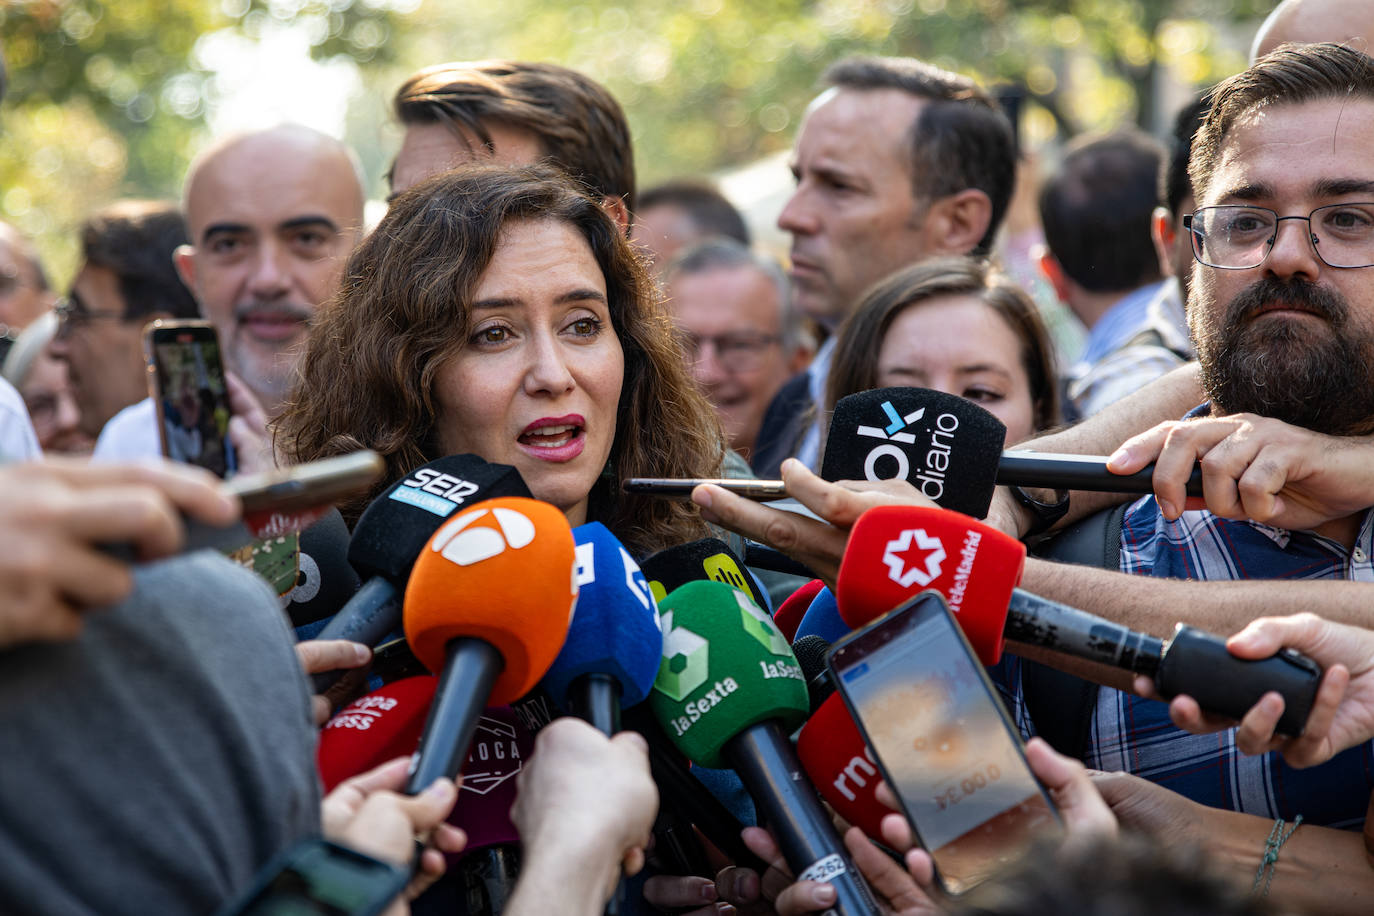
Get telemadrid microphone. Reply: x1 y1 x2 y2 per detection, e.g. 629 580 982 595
774 579 826 643
836 505 1322 735
541 522 662 734
402 497 577 793
309 455 530 693
649 580 878 915
641 537 771 612
820 387 1203 517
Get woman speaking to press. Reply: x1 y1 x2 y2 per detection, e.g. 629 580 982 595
277 164 722 556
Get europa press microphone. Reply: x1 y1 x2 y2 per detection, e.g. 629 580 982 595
402 497 577 793
821 387 1203 517
317 681 532 913
835 504 1323 735
309 455 530 693
649 580 879 916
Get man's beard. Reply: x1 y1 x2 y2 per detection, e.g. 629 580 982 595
1193 276 1374 435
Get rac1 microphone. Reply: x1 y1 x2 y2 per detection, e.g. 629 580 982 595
650 580 879 916
402 497 577 793
820 388 1203 518
308 456 531 692
641 537 770 613
838 505 1322 735
541 522 662 734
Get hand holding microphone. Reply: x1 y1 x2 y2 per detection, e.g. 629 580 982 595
836 504 1324 736
402 496 576 793
648 579 879 915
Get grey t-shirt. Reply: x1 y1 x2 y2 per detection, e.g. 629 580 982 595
0 551 321 915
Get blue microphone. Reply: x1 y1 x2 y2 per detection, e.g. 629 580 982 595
794 587 850 645
541 522 663 735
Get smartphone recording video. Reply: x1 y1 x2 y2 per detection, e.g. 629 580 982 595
829 591 1061 894
145 320 237 478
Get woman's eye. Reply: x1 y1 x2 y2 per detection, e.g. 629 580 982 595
965 388 1004 403
568 316 602 337
474 326 509 345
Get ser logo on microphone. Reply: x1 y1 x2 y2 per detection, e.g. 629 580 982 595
855 399 959 501
390 468 483 517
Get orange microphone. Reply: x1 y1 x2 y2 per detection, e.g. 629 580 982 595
402 497 577 793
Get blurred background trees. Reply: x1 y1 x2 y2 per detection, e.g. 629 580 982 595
1 0 1271 284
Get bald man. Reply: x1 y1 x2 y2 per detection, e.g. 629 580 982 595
93 125 364 464
1251 0 1374 60
175 125 365 414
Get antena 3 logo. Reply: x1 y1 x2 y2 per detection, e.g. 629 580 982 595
857 400 959 501
431 507 535 566
390 468 482 517
883 528 945 588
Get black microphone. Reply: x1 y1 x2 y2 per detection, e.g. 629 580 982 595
309 455 529 693
284 508 360 629
641 537 770 612
791 634 835 712
821 388 1202 518
1002 590 1320 735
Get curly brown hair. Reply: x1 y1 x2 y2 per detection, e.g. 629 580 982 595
277 164 721 556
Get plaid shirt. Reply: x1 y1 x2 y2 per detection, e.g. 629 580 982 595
994 495 1374 828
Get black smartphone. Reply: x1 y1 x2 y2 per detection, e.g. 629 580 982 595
145 320 237 478
622 477 787 500
217 837 409 916
828 591 1061 895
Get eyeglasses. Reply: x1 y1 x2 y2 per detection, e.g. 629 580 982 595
1184 204 1374 270
678 331 781 372
54 298 126 339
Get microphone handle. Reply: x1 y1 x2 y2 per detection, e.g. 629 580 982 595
567 672 623 736
309 577 402 693
726 722 879 916
404 638 504 794
622 705 767 874
996 452 1203 497
1157 625 1323 736
1005 588 1163 676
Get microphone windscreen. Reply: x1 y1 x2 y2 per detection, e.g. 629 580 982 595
836 505 1025 664
821 387 1006 518
648 580 808 769
445 705 533 858
794 587 849 644
403 497 577 704
541 522 663 710
349 455 531 584
791 634 835 712
285 507 361 628
796 692 889 840
318 675 436 792
641 538 770 613
773 579 825 642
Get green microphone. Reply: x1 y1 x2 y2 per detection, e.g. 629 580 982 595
649 581 878 916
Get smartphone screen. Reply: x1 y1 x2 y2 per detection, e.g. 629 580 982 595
829 591 1060 894
146 321 237 478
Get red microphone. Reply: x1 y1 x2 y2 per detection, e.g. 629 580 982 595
773 579 825 643
836 505 1023 664
402 497 577 793
318 675 436 792
796 692 889 841
836 505 1322 735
